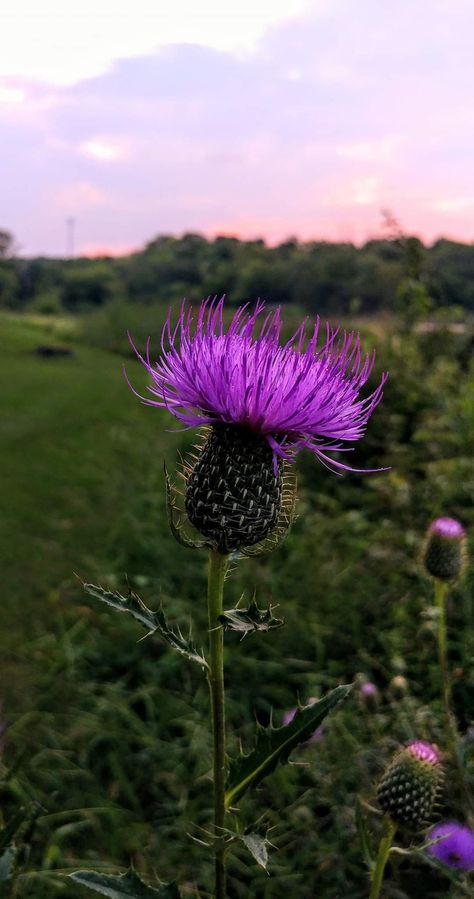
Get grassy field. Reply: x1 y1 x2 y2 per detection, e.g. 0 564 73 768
1 309 473 898
1 314 176 638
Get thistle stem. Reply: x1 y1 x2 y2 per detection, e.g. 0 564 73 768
434 579 451 736
207 549 229 899
369 816 396 899
434 579 474 819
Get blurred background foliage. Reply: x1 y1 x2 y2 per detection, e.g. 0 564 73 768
1 228 473 897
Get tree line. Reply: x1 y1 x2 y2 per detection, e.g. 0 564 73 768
1 229 473 317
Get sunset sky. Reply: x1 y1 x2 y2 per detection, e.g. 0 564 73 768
1 0 473 257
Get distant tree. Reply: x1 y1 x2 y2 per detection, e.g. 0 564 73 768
0 263 20 308
0 229 16 258
427 240 474 311
62 262 123 310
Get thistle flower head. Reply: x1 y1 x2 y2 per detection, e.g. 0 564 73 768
377 740 443 830
130 298 387 552
428 821 474 871
130 298 387 471
423 516 467 582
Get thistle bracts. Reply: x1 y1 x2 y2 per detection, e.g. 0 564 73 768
185 425 283 553
423 517 466 582
377 741 443 830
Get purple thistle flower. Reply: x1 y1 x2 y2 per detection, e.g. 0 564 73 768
129 297 387 474
406 740 441 766
430 517 466 540
129 298 387 552
428 821 474 871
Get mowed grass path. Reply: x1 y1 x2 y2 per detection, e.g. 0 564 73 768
1 313 176 646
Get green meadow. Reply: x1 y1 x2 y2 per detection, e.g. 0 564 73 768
1 308 473 897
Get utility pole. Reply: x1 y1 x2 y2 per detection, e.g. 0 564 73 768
66 216 76 258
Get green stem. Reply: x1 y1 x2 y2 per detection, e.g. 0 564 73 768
435 579 452 738
207 549 229 899
369 816 396 899
434 579 474 820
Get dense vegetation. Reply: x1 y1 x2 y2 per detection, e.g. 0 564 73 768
1 246 473 897
1 228 474 319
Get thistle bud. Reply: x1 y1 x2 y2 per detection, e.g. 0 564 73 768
377 741 443 830
423 517 466 582
185 425 284 553
388 675 409 700
358 680 380 711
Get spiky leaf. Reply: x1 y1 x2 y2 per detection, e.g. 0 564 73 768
225 684 352 807
219 599 284 637
0 845 16 883
83 583 208 669
70 868 180 898
241 833 270 870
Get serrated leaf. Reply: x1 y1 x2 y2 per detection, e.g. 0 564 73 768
219 599 284 637
0 845 17 883
83 583 208 669
241 833 269 870
70 868 180 898
0 802 42 854
0 810 27 852
225 684 352 808
355 798 374 870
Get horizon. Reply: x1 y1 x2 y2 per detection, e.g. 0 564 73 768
8 226 474 262
2 0 474 257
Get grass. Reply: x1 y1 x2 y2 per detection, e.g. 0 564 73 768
1 308 474 898
1 314 171 639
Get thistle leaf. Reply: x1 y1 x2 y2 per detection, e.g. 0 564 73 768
241 832 270 870
225 684 352 808
219 599 284 637
83 583 208 670
0 845 17 883
70 868 180 898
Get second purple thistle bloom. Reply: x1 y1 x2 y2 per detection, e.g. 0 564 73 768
130 298 387 553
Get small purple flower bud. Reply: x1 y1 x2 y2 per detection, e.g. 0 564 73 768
377 741 443 830
358 681 379 711
423 517 467 582
361 682 377 696
406 740 441 766
428 821 474 871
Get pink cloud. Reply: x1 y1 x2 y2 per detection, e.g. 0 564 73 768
1 0 474 254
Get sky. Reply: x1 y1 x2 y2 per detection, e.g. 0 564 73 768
1 0 473 257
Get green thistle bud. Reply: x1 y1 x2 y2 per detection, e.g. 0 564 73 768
377 741 443 830
423 517 466 582
185 425 284 553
